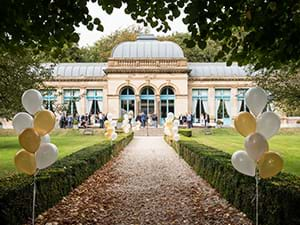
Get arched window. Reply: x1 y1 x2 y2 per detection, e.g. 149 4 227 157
160 86 175 123
120 86 135 116
161 86 174 95
140 86 155 115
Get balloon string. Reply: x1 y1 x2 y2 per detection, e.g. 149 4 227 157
255 169 259 225
32 170 39 225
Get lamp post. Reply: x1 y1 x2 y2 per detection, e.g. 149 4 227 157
147 118 150 136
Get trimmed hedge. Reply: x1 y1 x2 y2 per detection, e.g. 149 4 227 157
178 128 192 137
166 138 300 225
0 132 133 225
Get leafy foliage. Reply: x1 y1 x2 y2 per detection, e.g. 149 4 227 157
0 50 51 119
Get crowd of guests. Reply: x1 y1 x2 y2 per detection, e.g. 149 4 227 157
59 112 108 129
179 112 210 128
58 111 210 129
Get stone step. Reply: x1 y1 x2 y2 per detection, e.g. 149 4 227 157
134 127 164 136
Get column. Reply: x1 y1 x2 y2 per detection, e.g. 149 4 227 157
208 87 215 120
80 88 86 115
156 95 160 120
135 95 140 116
231 88 238 118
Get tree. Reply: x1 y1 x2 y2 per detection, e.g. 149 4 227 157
1 0 299 70
1 1 299 110
0 50 51 118
158 33 223 62
82 26 142 62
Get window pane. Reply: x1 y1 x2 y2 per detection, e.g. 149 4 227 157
168 99 174 113
141 99 147 114
161 100 167 118
149 100 154 114
128 87 134 95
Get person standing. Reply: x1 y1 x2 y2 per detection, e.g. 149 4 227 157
187 112 192 128
99 112 104 128
151 113 158 128
141 112 146 128
59 112 66 128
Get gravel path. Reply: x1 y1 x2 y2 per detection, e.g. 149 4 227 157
34 136 252 225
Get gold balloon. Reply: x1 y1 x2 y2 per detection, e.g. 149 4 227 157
18 128 41 153
104 132 111 139
34 110 56 136
234 112 256 137
106 127 113 135
104 120 110 128
14 149 36 175
165 121 172 128
258 152 284 179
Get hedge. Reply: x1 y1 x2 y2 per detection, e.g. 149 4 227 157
0 132 133 225
166 138 300 225
178 128 192 137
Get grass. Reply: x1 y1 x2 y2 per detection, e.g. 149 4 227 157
190 128 300 176
0 129 105 177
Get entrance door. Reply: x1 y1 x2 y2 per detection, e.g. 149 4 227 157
160 86 175 124
140 86 155 115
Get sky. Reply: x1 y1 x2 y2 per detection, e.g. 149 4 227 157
76 2 188 47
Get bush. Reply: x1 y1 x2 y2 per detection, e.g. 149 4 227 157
178 128 192 137
166 137 300 225
0 132 133 225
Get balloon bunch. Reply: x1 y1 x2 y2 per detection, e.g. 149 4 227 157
164 112 180 142
12 89 58 175
104 113 118 142
231 87 283 179
12 89 58 225
121 114 131 133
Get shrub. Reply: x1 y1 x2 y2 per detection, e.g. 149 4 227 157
166 137 300 225
0 132 133 225
178 128 192 137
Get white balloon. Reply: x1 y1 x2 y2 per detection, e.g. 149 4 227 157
172 126 179 133
245 132 269 161
123 114 129 120
41 134 51 143
173 119 180 127
173 133 180 142
167 112 174 120
245 87 268 116
36 143 58 169
124 128 130 133
231 150 256 177
111 132 118 140
256 112 281 139
22 89 43 115
111 121 117 127
12 112 33 134
107 113 113 121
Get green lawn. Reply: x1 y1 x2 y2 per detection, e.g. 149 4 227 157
190 128 300 176
0 129 105 177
